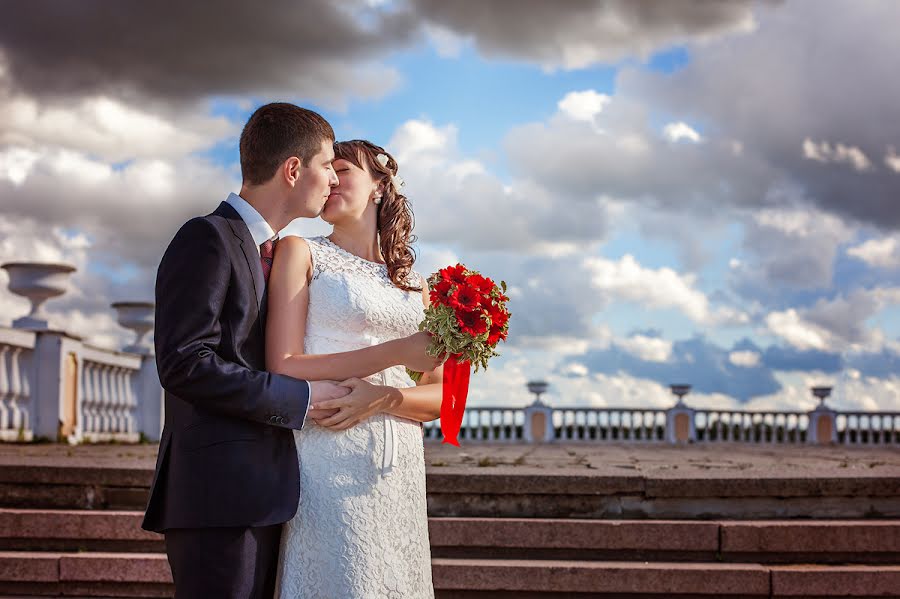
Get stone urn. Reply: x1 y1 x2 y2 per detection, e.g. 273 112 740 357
670 384 692 407
811 386 833 410
1 262 76 329
527 380 549 405
111 301 155 354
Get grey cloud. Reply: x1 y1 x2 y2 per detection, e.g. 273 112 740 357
0 152 237 287
563 335 782 400
621 0 900 228
803 289 887 347
730 204 855 300
410 173 611 252
413 0 770 69
505 102 779 215
0 0 414 105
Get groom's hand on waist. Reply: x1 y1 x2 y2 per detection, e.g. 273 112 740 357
307 381 348 420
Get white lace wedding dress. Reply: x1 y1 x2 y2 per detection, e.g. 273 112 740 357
275 235 435 599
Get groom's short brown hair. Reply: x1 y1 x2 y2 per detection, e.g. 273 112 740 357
239 103 335 186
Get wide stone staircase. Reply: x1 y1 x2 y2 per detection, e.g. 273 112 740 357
1 443 899 598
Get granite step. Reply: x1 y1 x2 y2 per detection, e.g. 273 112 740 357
2 462 899 519
2 552 899 598
0 551 172 598
433 558 900 598
430 517 900 564
2 510 899 565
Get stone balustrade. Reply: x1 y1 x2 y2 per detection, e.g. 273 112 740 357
423 394 900 446
0 325 160 444
79 345 142 443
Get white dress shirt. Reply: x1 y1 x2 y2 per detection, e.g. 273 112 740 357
225 192 277 252
224 193 314 412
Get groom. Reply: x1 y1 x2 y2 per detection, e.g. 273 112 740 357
142 103 353 598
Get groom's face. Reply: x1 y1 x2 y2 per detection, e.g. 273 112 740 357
291 139 338 218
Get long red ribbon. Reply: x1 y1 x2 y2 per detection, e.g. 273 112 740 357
440 355 471 446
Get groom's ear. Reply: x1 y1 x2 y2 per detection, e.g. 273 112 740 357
282 157 303 186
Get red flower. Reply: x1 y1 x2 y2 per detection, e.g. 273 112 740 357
487 319 508 345
456 309 488 337
486 304 508 327
468 274 495 295
450 285 481 311
430 279 454 305
440 264 468 285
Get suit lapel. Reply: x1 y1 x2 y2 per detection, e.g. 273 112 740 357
217 202 265 310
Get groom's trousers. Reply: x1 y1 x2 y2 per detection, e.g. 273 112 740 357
165 523 282 598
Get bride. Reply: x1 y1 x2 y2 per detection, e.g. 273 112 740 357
265 139 444 598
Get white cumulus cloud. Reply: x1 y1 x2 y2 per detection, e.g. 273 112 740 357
802 138 873 172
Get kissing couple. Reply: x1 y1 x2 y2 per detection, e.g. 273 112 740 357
142 102 445 598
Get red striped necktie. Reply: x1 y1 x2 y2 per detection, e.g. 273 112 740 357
260 237 278 284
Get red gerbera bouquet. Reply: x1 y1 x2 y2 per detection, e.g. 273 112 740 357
407 263 511 446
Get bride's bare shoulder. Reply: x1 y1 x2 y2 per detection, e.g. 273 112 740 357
275 235 310 258
272 235 313 278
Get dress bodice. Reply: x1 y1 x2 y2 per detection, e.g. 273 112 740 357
305 236 424 388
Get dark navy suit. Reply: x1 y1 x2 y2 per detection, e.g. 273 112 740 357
142 201 310 597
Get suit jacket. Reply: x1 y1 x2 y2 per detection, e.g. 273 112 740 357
142 201 310 532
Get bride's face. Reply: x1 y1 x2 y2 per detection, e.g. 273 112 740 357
322 158 380 224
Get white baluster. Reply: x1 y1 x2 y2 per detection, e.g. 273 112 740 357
109 365 120 435
120 367 133 434
7 348 22 435
0 347 9 433
83 363 95 435
94 364 106 434
102 365 114 434
125 368 137 435
18 352 30 433
117 367 129 434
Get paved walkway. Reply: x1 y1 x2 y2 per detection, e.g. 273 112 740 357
1 441 898 479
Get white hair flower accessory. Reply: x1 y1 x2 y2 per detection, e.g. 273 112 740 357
375 152 405 194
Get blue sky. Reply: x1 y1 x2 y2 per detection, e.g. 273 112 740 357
2 0 900 413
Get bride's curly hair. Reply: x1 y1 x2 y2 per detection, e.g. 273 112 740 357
333 139 422 293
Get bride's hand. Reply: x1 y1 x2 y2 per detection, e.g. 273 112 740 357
397 332 446 373
312 378 401 431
